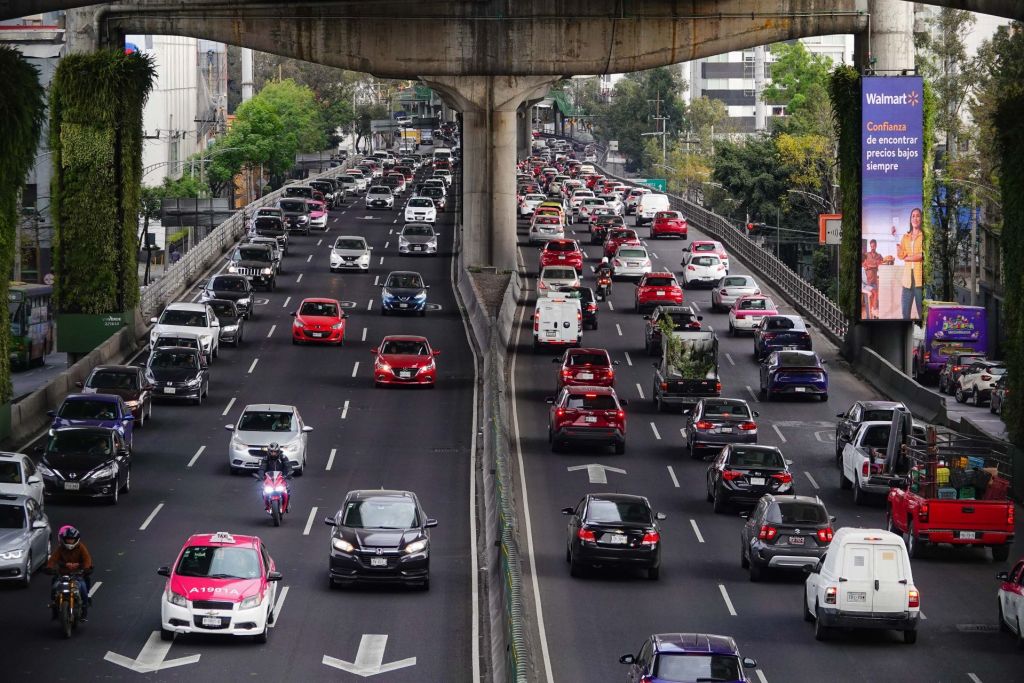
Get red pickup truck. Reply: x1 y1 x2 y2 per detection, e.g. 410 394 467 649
886 429 1015 561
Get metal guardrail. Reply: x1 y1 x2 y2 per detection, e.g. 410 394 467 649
138 162 354 319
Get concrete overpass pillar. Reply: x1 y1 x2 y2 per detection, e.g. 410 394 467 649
421 76 558 271
517 98 542 161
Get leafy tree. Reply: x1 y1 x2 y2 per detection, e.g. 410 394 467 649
687 96 728 152
253 53 360 143
600 67 686 169
710 136 788 227
762 42 834 137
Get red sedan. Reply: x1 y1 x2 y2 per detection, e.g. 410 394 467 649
651 211 688 239
292 298 347 345
539 239 584 273
634 272 684 313
555 347 618 390
603 228 641 259
372 335 439 387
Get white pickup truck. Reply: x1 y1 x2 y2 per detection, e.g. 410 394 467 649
838 421 899 505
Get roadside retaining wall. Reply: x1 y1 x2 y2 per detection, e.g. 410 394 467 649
852 347 945 424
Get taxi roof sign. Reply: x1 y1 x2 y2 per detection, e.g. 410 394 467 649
210 532 236 544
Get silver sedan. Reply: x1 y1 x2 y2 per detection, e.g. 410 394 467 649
711 274 760 312
225 404 313 474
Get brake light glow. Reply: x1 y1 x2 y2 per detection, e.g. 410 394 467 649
715 381 722 392
695 420 714 430
721 469 744 481
817 528 834 543
918 502 929 523
555 407 565 419
739 422 758 431
825 587 837 604
758 525 777 541
908 589 920 608
577 528 596 542
641 531 660 546
584 393 598 398
1009 505 1015 525
659 382 668 391
862 461 870 477
616 409 625 421
772 472 794 484
687 265 696 271
561 370 572 378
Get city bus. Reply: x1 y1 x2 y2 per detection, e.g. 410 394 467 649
8 282 54 368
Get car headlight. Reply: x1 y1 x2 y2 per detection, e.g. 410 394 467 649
239 594 263 610
0 549 24 561
227 266 238 273
404 539 428 555
298 216 308 223
166 588 187 607
37 462 54 477
223 324 238 333
382 289 395 300
282 439 301 452
90 464 115 480
417 361 435 374
293 319 305 328
376 361 393 374
359 254 369 262
332 538 355 553
261 267 273 275
199 335 212 349
331 322 344 330
413 292 427 301
187 377 203 387
125 400 141 409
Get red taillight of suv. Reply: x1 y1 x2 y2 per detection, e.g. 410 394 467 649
615 409 625 422
817 528 834 543
825 587 837 604
908 589 920 608
918 502 930 523
738 422 758 431
641 531 660 546
758 525 777 541
862 461 870 477
721 469 744 481
555 407 566 419
577 528 596 542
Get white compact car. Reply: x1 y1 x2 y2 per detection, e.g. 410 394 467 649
404 197 437 224
682 253 727 288
537 266 581 295
225 404 313 474
611 245 652 279
711 275 761 312
519 194 547 217
330 235 372 272
577 198 608 224
529 217 566 245
150 302 220 362
365 186 395 210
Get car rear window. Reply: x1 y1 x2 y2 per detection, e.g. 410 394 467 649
655 211 681 220
666 313 699 328
159 309 208 327
88 370 136 390
545 242 577 252
279 200 305 212
693 243 717 252
862 425 892 449
691 256 720 266
740 298 769 310
730 448 785 468
568 353 609 367
209 301 238 319
703 402 751 418
777 352 820 367
764 317 805 331
618 248 647 258
771 502 829 525
722 276 752 287
585 499 651 524
544 268 576 279
643 276 675 287
654 654 741 682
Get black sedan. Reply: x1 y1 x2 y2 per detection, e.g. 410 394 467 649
683 398 759 459
706 444 793 513
145 346 210 405
324 490 436 590
201 274 254 319
834 400 906 465
208 299 245 347
562 493 666 580
36 427 132 504
739 494 834 581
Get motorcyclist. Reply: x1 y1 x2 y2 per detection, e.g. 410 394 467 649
46 525 93 621
596 257 613 298
256 442 293 480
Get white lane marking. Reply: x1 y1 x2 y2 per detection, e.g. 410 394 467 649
756 671 768 683
650 422 661 440
187 446 205 468
139 503 164 531
367 299 374 311
88 581 103 598
326 448 337 471
616 323 623 336
967 675 983 683
667 465 680 488
725 353 735 366
384 241 390 249
746 385 759 402
221 397 236 417
607 300 614 311
302 506 318 536
306 255 312 263
804 471 820 490
248 358 259 374
282 296 291 308
920 611 927 620
374 275 380 286
690 519 706 543
718 584 738 616
341 400 350 419
690 300 700 312
267 324 276 338
772 424 787 443
623 351 632 366
379 256 384 265
635 383 645 400
296 273 303 283
361 327 367 342
389 229 394 235
270 586 289 627
351 362 360 377
651 252 659 259
317 239 323 246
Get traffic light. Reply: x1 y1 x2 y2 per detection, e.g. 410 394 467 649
746 222 767 236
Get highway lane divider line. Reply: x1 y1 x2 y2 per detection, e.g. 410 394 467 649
361 327 368 342
968 675 983 683
745 385 759 402
718 584 737 615
351 361 360 377
772 425 787 443
651 252 659 259
384 241 390 249
624 351 632 366
374 275 380 286
616 323 623 336
296 274 303 284
88 581 103 598
306 255 312 263
267 325 276 338
803 471 820 490
248 358 259 374
635 383 645 400
667 465 680 488
341 401 350 419
270 586 289 627
282 296 291 309
317 239 323 246
139 503 165 531
326 448 337 471
755 670 768 683
378 256 384 265
221 397 236 417
725 353 735 366
690 519 705 543
303 506 318 535
607 300 614 311
650 422 661 440
187 446 205 468
367 299 374 311
690 300 700 311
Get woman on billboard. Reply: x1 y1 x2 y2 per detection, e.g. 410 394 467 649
896 207 924 320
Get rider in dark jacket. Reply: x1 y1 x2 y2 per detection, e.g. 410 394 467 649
256 443 293 479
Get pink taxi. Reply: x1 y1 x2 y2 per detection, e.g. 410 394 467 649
308 199 328 230
729 294 778 336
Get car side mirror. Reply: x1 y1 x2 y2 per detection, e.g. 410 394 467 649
836 412 845 418
655 512 667 521
997 571 1009 581
739 511 750 519
424 518 438 528
829 515 837 523
47 410 55 417
613 360 620 365
742 658 757 669
433 350 441 356
224 424 235 431
752 411 760 417
74 381 84 388
27 474 42 485
785 459 794 466
619 654 635 664
157 566 171 577
302 425 314 433
150 317 158 324
561 507 574 515
324 517 337 526
290 311 296 317
124 414 135 421
642 315 650 320
545 397 556 404
370 348 379 354
267 571 283 582
682 409 691 415
697 315 704 321
551 357 561 363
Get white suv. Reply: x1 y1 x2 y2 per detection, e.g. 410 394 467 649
150 302 220 362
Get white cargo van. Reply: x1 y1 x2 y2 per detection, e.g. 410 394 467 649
533 296 582 351
635 193 670 227
432 148 452 166
803 528 920 643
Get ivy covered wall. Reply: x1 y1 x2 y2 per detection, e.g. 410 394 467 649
829 66 861 323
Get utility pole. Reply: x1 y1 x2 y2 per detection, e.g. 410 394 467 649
754 45 767 132
647 93 668 167
241 48 254 102
968 193 977 305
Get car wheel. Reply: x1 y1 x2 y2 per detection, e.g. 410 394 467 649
992 544 1011 562
903 629 918 644
852 478 864 505
569 553 584 578
839 468 851 490
906 523 925 559
749 561 762 582
108 479 119 505
802 592 813 622
147 401 153 421
712 486 727 514
835 438 842 466
160 628 174 642
121 467 131 493
136 407 145 429
194 390 203 406
254 620 269 644
955 386 966 403
972 388 980 406
814 605 831 641
990 398 998 414
20 553 31 588
647 566 660 581
740 545 749 569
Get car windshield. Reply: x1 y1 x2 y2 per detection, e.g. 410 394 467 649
694 243 717 252
238 411 293 432
300 301 338 317
58 399 118 420
47 431 112 456
568 353 609 367
369 187 391 195
237 247 269 261
175 546 261 579
210 276 247 292
254 218 282 230
585 499 651 524
151 350 199 369
87 370 135 390
546 242 576 252
730 448 785 468
335 239 366 250
764 317 803 331
740 299 769 311
159 309 208 327
774 502 829 525
618 249 647 258
0 504 25 529
279 200 305 212
0 462 23 484
778 352 819 367
654 654 741 682
544 268 576 280
387 274 423 289
565 393 617 410
409 198 433 208
381 340 429 355
526 194 545 201
256 209 280 217
423 188 444 198
209 302 238 319
723 277 752 287
703 402 751 419
692 256 720 266
644 276 675 287
403 225 434 236
342 499 418 529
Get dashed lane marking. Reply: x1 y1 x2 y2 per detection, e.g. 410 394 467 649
267 325 276 338
296 274 303 283
616 323 622 336
772 425 787 443
756 671 768 683
667 466 679 488
374 275 380 286
282 296 291 309
89 582 103 598
690 519 705 543
270 586 289 627
384 241 390 249
636 383 645 400
718 584 737 616
317 239 323 246
341 400 349 419
379 256 384 265
804 471 820 490
367 299 374 311
306 255 312 263
361 327 367 342
650 422 661 440
608 300 614 311
725 353 735 366
302 507 318 536
326 448 337 471
624 351 632 367
248 358 259 374
351 361 360 377
187 446 205 468
139 503 164 531
968 675 982 683
221 397 236 417
745 385 759 402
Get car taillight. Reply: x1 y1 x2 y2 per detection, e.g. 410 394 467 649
615 409 625 421
772 472 793 484
981 375 992 381
577 311 582 323
659 382 668 391
908 589 920 608
695 420 714 430
613 259 622 266
918 502 929 523
758 525 778 541
953 365 962 372
715 381 722 392
687 265 696 271
577 528 596 542
923 351 931 362
862 461 870 477
534 313 539 332
1008 505 1015 525
762 333 776 341
641 531 660 546
722 469 743 481
825 586 837 604
555 407 565 419
561 370 572 378
640 676 654 683
739 421 757 431
587 303 597 312
817 528 834 543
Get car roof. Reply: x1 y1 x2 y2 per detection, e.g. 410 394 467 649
185 531 260 549
211 273 248 281
652 633 740 656
63 393 118 402
152 345 202 354
655 305 695 314
241 404 296 413
567 347 610 356
701 397 749 406
0 451 28 462
586 492 647 504
387 270 423 278
565 385 617 395
92 364 138 373
381 335 429 343
207 298 238 308
346 489 418 503
765 493 826 507
728 444 781 453
50 425 114 436
165 302 207 312
642 272 675 278
299 297 340 304
857 400 905 410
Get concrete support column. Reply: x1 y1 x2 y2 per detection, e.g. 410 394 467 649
517 98 542 161
421 75 558 271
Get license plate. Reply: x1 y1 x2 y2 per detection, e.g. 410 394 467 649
63 482 80 491
545 331 556 338
577 372 594 380
399 303 408 308
163 387 176 394
202 616 222 627
584 416 598 423
795 387 806 392
558 255 565 259
604 534 627 545
749 477 766 486
310 332 324 338
370 557 387 567
788 536 805 545
960 531 976 540
413 245 423 251
847 592 867 603
399 371 412 378
720 427 733 434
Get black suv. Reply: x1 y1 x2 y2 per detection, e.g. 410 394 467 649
201 274 254 318
227 244 276 291
278 198 311 235
740 494 834 581
251 216 288 254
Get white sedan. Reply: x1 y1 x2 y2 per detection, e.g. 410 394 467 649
404 197 437 224
519 194 547 217
711 275 761 312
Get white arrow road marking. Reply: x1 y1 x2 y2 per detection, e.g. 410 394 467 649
221 397 236 417
104 631 201 673
303 507 318 535
326 448 337 471
139 503 164 531
566 464 626 485
718 584 737 615
690 519 705 543
270 585 289 627
323 634 416 677
187 447 205 469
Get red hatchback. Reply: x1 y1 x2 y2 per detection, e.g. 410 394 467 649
539 239 584 273
547 386 627 454
292 298 347 345
634 272 684 313
603 228 641 259
372 335 439 387
555 348 618 390
651 211 688 239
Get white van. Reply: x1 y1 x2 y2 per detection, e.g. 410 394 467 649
635 193 671 227
432 148 452 166
803 528 920 643
533 296 582 351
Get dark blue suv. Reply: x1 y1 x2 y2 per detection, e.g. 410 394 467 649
759 350 828 401
620 633 757 682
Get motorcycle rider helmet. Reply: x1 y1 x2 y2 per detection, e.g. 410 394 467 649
58 525 81 550
267 443 281 459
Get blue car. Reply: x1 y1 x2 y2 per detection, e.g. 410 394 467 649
49 393 135 450
620 633 757 682
380 270 429 315
759 350 828 401
752 314 812 361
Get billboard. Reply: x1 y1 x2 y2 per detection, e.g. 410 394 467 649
860 76 925 321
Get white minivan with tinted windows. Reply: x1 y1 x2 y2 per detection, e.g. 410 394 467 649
635 193 671 227
803 528 920 643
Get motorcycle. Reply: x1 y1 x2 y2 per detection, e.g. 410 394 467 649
596 270 613 300
52 571 85 638
254 471 291 526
